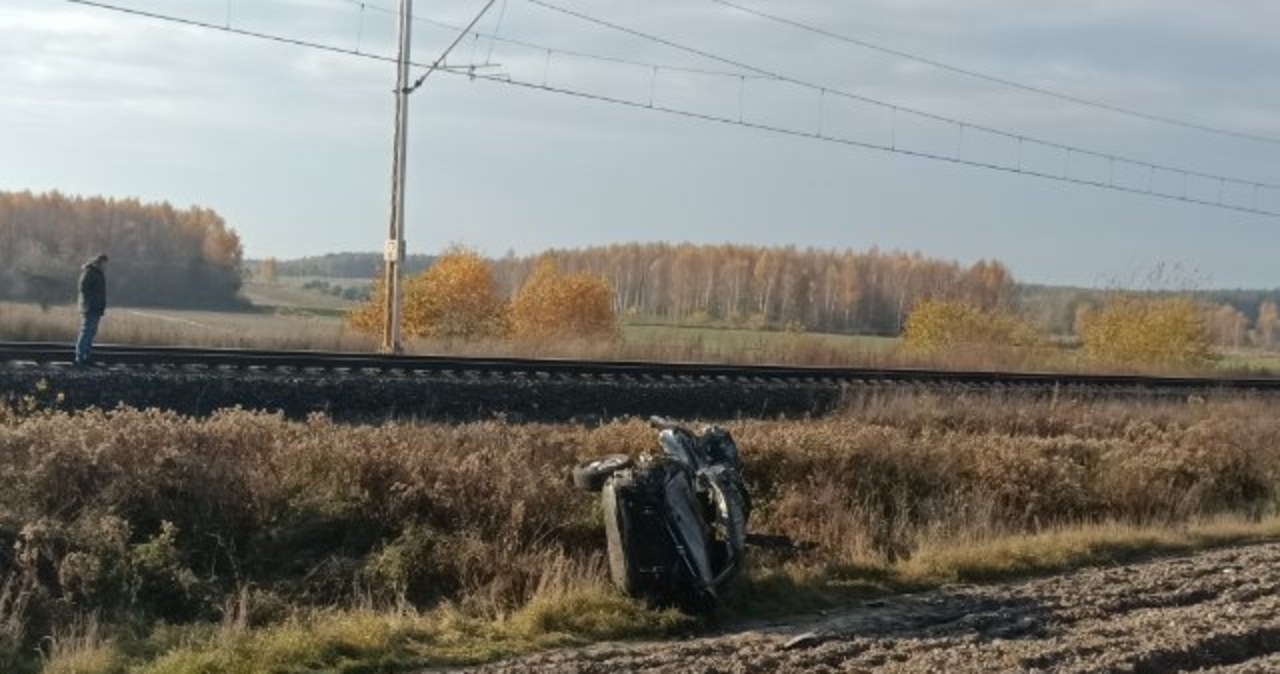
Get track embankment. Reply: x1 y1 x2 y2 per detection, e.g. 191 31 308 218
3 342 1278 420
0 362 844 421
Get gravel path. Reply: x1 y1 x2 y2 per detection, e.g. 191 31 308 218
465 542 1280 673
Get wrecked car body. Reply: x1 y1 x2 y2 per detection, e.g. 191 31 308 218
573 416 751 613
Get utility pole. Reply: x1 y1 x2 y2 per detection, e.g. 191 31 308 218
382 0 413 353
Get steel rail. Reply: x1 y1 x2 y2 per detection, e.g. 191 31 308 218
3 341 1279 392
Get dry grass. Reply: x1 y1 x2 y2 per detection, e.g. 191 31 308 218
0 302 373 351
135 579 689 674
4 390 1280 671
42 517 1280 674
0 301 906 366
1 574 34 673
0 301 1092 375
8 300 1268 376
40 617 122 674
896 515 1280 583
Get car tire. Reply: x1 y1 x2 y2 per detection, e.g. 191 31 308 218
602 475 645 596
572 454 633 492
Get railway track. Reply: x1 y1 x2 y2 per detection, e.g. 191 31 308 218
4 341 1279 393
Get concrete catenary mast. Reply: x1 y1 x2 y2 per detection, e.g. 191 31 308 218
382 0 412 353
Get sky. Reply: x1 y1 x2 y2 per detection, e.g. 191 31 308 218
2 0 1279 288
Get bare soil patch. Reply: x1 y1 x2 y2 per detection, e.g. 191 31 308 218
469 542 1280 673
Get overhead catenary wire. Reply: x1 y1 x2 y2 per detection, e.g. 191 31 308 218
61 0 1279 217
524 0 1280 193
402 0 500 93
708 0 1280 147
65 0 760 84
440 67 1278 218
64 0 485 74
335 0 771 80
484 0 509 64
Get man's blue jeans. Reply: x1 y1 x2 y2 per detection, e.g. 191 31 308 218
75 313 101 364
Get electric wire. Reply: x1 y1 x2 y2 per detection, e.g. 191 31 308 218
440 68 1279 218
64 0 483 73
60 0 1279 217
708 0 1280 147
66 0 748 82
335 0 771 79
404 0 499 93
484 0 508 64
525 0 1280 193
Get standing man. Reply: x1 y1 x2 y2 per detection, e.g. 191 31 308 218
75 254 108 366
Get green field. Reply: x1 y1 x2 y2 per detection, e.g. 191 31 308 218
240 278 368 312
1216 349 1280 373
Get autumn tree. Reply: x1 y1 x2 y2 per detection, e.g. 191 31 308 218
1256 300 1280 349
346 276 388 337
347 249 508 339
257 257 279 284
1080 295 1214 369
1206 303 1248 349
0 190 244 308
510 258 618 340
1072 302 1094 338
903 299 1041 352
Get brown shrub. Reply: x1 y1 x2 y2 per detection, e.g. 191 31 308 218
2 393 1279 661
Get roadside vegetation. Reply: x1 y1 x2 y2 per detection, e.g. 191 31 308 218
4 390 1280 672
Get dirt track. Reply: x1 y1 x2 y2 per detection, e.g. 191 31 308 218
470 542 1280 673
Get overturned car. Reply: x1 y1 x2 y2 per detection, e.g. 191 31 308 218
573 417 752 613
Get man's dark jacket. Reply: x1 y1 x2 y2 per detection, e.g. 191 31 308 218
78 262 106 316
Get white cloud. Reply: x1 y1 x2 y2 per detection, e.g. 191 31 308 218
2 0 1278 285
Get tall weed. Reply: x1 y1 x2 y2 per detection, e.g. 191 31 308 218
2 392 1280 670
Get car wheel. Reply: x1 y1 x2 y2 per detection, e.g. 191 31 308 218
602 476 645 596
572 454 633 492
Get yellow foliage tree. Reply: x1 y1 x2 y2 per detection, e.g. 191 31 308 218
511 258 618 340
346 275 387 336
903 299 1042 352
1080 295 1214 368
346 249 508 339
1257 300 1280 349
1206 303 1248 349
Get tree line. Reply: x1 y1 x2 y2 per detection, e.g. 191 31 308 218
486 243 1014 335
0 190 244 309
250 252 435 280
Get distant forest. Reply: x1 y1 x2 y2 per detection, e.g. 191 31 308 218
491 244 1017 336
0 190 245 309
1022 284 1280 337
273 245 1280 341
252 252 435 279
266 244 1014 335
